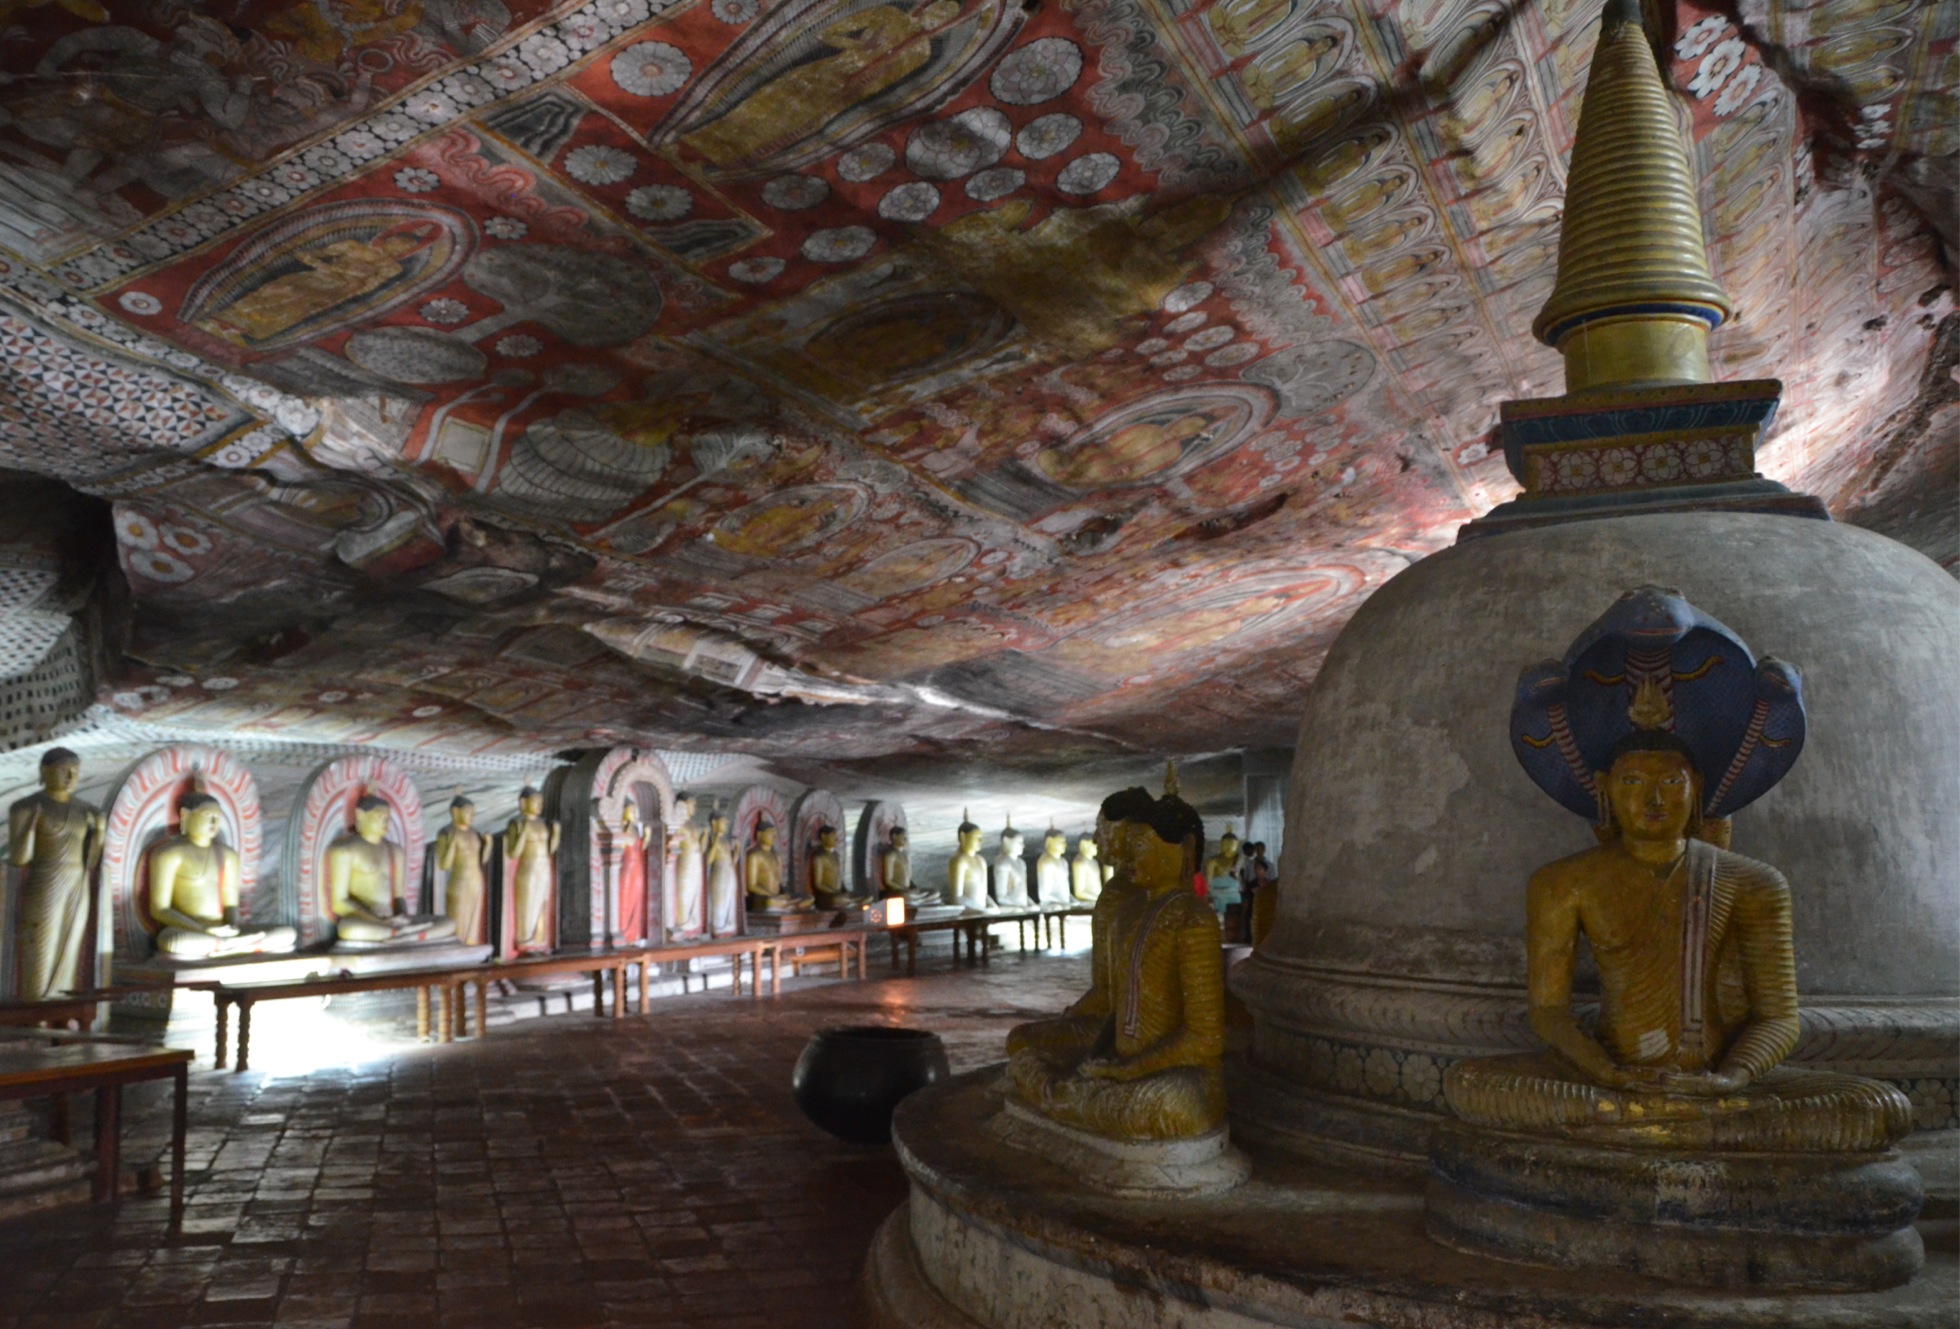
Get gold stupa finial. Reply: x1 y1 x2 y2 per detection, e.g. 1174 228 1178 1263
1163 760 1180 799
1533 0 1734 392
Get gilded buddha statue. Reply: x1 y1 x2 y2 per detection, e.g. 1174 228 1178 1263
1069 834 1105 902
149 793 296 960
502 786 559 955
745 819 810 912
1428 587 1922 1289
1006 769 1227 1141
328 795 457 947
1034 827 1071 908
808 823 853 910
1005 815 1135 1070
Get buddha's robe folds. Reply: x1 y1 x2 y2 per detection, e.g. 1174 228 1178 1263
1009 890 1225 1141
1446 840 1913 1153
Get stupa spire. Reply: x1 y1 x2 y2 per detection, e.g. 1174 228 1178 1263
1534 0 1734 392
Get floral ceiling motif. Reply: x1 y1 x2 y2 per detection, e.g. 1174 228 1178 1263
0 0 1951 768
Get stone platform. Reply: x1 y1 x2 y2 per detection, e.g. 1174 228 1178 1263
867 1070 1958 1328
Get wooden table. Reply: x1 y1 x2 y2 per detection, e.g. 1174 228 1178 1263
193 967 467 1071
0 994 107 1033
0 1042 192 1225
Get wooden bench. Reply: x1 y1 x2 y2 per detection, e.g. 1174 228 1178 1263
0 1040 192 1226
624 936 779 1006
770 928 871 983
192 967 467 1071
0 993 110 1034
451 939 779 1039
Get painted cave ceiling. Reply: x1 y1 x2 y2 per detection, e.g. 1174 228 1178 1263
0 0 1952 773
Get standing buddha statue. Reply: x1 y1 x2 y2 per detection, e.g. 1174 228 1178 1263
8 748 102 998
433 795 491 947
703 806 741 935
668 796 708 939
1202 825 1242 922
615 799 652 944
503 785 560 955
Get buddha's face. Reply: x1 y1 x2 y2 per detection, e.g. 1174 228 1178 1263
1045 832 1066 856
520 791 543 817
1605 750 1699 842
675 798 694 824
450 804 474 829
1218 834 1239 859
756 825 777 850
959 828 982 853
818 828 837 850
622 801 638 826
890 829 907 851
40 759 79 797
710 814 728 837
1115 819 1187 889
181 803 223 847
1077 837 1097 860
1001 831 1023 855
354 804 391 843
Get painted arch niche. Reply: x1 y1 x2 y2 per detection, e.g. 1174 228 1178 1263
552 746 676 948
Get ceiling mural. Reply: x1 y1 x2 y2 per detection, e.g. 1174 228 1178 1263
0 0 1950 770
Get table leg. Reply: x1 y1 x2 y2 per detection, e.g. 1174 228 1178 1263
416 987 430 1042
236 1001 253 1073
214 998 229 1070
980 923 992 966
475 979 487 1037
771 946 781 997
437 986 452 1044
170 1063 187 1229
93 1084 121 1203
612 964 625 1019
638 960 649 1015
592 971 605 1019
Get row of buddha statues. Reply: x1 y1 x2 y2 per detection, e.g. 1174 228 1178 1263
988 587 1919 1289
941 818 1112 915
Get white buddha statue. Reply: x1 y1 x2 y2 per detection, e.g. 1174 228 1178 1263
1034 826 1071 907
947 814 990 913
991 819 1029 908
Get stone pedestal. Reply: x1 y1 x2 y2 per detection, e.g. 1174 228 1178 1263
988 1097 1248 1197
865 1069 1955 1328
0 1105 89 1222
1427 1118 1925 1292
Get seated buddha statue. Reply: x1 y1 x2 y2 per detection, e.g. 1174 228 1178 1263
990 821 1030 908
1034 827 1071 907
149 794 297 960
808 824 854 909
746 819 810 912
1007 771 1227 1141
1445 728 1911 1153
1431 589 1924 1290
947 814 990 913
1007 819 1134 1067
1202 825 1242 921
1069 835 1105 902
329 796 457 947
880 827 938 908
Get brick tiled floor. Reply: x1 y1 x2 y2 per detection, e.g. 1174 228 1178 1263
0 949 1088 1329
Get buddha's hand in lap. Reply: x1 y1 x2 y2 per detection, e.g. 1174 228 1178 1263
1654 1069 1749 1096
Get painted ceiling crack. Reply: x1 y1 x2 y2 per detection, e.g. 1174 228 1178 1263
0 0 1947 768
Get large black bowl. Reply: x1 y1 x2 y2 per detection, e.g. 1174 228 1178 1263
791 1025 949 1145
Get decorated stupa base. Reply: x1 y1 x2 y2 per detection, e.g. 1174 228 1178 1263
1460 380 1828 540
866 1071 1956 1329
1427 1118 1925 1293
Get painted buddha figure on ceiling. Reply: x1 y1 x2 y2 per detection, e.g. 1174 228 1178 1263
1444 588 1912 1154
1007 770 1227 1140
150 793 296 960
329 795 458 947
